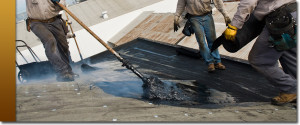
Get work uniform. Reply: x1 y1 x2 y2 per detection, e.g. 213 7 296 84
230 0 297 94
175 0 229 65
26 0 73 76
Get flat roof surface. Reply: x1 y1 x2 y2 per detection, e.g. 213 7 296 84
90 38 279 103
16 39 296 122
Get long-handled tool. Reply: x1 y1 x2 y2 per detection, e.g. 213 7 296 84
64 12 98 72
65 13 84 61
56 2 165 96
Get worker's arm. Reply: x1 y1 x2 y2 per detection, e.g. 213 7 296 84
174 0 186 32
175 0 186 18
213 0 231 25
230 0 258 29
224 0 258 41
51 0 66 10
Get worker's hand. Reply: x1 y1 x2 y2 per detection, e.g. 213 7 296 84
174 16 180 32
51 0 60 4
224 24 237 41
224 16 231 26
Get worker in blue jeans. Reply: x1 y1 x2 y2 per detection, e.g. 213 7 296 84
174 0 231 72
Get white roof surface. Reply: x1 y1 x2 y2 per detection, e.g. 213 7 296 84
16 0 178 79
17 0 178 65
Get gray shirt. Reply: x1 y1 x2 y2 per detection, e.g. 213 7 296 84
26 0 66 20
175 0 229 18
231 0 296 29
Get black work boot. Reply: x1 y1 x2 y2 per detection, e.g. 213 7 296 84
68 69 79 78
69 71 80 78
56 72 74 82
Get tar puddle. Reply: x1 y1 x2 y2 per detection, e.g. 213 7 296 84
89 61 237 107
94 77 236 107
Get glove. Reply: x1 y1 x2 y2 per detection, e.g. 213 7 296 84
174 16 180 32
224 16 231 26
51 0 60 4
224 24 237 41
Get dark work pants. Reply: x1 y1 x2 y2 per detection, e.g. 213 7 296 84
248 12 297 94
30 18 72 75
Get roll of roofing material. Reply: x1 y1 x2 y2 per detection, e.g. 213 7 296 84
212 14 265 53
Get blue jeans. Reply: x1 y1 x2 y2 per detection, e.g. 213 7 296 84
190 14 221 65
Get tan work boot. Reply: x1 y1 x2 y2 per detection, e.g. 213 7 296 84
271 93 297 106
215 63 226 70
208 63 215 72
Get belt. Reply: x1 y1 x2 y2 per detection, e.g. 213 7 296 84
29 16 58 23
189 11 212 17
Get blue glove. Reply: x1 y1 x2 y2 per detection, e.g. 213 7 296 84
51 0 60 4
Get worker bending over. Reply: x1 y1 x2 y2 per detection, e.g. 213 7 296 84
224 0 297 105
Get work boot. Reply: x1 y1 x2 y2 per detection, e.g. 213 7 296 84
215 63 226 70
271 93 297 106
208 63 215 72
69 71 80 78
56 72 74 82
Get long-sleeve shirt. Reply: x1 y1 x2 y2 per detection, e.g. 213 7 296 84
26 0 66 20
175 0 229 18
231 0 296 29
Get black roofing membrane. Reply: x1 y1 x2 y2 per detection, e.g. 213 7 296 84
87 38 279 107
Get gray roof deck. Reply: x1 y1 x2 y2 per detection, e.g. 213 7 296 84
16 38 296 122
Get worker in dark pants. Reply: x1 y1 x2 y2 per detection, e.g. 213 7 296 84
224 0 297 105
174 0 231 72
26 0 79 82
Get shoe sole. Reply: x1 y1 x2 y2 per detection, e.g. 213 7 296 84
208 69 215 73
215 68 226 70
271 97 297 106
57 80 74 82
56 77 75 82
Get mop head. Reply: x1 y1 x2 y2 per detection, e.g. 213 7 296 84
142 77 236 104
81 63 98 72
142 76 197 101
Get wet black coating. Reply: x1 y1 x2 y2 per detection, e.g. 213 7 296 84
89 39 279 104
142 76 194 101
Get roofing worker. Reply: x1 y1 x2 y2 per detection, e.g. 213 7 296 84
224 0 297 105
26 0 79 82
174 0 231 72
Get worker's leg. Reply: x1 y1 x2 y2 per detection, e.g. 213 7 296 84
190 16 214 65
31 21 71 75
248 27 297 94
202 14 221 63
48 19 73 73
279 48 297 80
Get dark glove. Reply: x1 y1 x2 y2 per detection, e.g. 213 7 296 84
174 16 180 32
51 0 60 4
